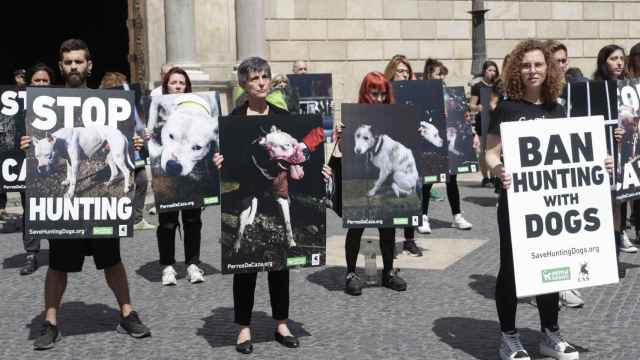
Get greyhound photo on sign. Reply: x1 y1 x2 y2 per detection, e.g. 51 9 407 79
341 104 423 228
25 87 135 239
219 114 326 274
145 92 221 212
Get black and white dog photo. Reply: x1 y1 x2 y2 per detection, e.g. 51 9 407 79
145 92 221 211
341 104 422 228
220 115 326 274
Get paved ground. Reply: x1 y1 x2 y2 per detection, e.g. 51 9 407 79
2 175 640 360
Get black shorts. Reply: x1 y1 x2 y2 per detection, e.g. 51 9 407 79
48 238 121 273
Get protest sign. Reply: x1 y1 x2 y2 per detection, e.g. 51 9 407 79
445 86 478 174
392 80 448 183
341 103 423 228
219 114 326 274
287 73 334 143
0 86 26 191
616 78 640 201
501 116 618 297
145 92 221 212
25 87 135 239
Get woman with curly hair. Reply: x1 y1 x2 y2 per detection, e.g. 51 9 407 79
330 71 407 296
485 39 579 360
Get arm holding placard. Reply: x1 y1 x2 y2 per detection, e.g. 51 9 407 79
485 133 511 189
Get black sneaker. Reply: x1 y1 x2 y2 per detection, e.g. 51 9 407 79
403 240 423 257
33 321 60 350
344 272 363 296
382 269 407 291
481 177 491 187
20 254 38 275
116 311 151 338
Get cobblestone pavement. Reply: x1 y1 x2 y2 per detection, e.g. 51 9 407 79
2 179 640 360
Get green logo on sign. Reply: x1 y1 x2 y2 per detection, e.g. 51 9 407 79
393 218 409 225
93 227 113 236
457 166 468 173
424 176 438 184
203 197 219 205
135 160 146 167
287 256 307 266
541 267 571 283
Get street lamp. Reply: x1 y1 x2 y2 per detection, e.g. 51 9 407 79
469 0 489 77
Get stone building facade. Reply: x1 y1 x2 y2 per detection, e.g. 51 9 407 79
140 0 640 110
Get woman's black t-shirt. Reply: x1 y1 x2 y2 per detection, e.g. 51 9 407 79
488 99 566 137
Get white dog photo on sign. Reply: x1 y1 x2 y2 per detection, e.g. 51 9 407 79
145 92 221 211
353 124 419 198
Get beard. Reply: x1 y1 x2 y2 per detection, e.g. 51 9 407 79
63 69 89 88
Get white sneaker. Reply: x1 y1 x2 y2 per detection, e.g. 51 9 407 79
559 289 584 308
148 206 157 215
134 218 157 230
499 332 531 360
452 213 472 230
162 265 177 286
186 264 205 284
417 215 431 234
620 231 638 253
539 328 579 360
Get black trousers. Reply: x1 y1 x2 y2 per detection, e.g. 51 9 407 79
405 174 462 239
132 167 148 224
233 270 289 326
345 228 395 273
495 192 559 333
157 208 202 266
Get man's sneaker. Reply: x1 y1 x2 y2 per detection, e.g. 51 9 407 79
20 254 38 275
134 219 156 230
186 264 205 284
148 206 157 215
539 328 579 360
33 321 61 350
452 214 472 230
417 215 431 234
116 311 151 338
619 231 638 253
162 265 177 286
499 332 530 360
403 240 423 257
345 272 363 296
481 177 492 187
559 290 584 308
382 269 407 291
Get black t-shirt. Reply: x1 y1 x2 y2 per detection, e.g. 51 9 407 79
470 81 490 98
488 99 566 137
471 81 492 135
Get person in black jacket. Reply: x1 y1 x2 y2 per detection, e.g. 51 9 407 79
213 57 331 355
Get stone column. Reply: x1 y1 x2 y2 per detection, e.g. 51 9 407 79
235 0 266 61
164 0 209 80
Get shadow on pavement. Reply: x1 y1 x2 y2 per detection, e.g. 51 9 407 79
135 260 219 283
305 266 347 292
3 250 49 269
197 307 311 348
432 317 590 360
429 217 452 230
26 302 122 339
468 274 533 306
463 196 498 207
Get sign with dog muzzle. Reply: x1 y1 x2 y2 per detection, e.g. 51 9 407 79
0 86 26 191
144 91 221 212
341 103 423 228
501 116 618 297
219 114 326 274
25 87 136 239
392 79 448 184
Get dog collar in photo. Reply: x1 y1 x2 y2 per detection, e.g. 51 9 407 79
177 101 210 115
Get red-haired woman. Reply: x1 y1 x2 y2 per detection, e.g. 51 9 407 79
329 71 407 296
